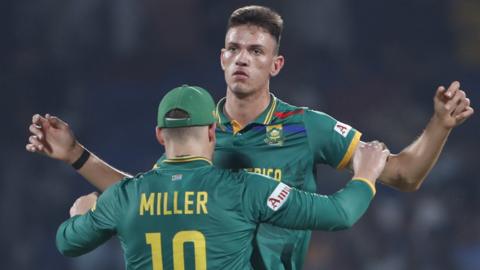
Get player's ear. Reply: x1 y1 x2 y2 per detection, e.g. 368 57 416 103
220 48 227 71
270 54 284 77
156 127 166 145
208 123 216 143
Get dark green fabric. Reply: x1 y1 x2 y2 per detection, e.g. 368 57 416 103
56 160 373 270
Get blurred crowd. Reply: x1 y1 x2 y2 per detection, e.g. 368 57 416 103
2 0 479 269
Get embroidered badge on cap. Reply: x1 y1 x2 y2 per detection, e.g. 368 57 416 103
267 183 292 211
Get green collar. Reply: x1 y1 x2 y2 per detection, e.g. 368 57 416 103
157 156 213 169
215 93 278 128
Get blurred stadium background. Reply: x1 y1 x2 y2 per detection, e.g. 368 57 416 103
2 0 479 269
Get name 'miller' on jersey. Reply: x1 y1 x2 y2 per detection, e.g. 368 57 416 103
267 183 292 211
139 191 208 216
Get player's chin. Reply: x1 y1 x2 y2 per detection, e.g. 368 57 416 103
229 83 254 96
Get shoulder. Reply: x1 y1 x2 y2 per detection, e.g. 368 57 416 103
207 168 274 188
272 97 308 123
304 109 336 123
273 95 342 122
108 169 159 196
237 170 279 191
303 109 352 137
210 167 248 186
272 97 337 126
125 170 156 185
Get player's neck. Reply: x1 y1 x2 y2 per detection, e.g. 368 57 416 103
165 142 213 162
224 88 271 128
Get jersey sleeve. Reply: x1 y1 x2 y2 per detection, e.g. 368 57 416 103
241 173 375 231
304 109 362 169
56 184 122 257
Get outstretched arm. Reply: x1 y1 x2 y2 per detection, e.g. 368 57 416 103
247 142 389 230
354 81 474 191
26 114 130 191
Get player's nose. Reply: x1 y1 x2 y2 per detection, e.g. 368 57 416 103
235 49 249 66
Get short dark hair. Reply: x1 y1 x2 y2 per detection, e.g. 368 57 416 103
228 5 283 53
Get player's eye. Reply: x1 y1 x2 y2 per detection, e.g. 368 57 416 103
227 46 237 53
252 48 263 55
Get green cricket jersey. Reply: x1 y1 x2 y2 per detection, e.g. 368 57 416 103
56 157 374 270
212 94 362 270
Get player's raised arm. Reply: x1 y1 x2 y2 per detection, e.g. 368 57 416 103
26 114 130 191
361 81 474 191
244 141 389 230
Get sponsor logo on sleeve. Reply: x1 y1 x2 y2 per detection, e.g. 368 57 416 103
267 183 292 211
334 121 352 138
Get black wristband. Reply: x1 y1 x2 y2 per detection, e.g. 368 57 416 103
72 148 91 170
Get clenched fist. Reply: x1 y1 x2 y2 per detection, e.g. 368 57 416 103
69 192 99 217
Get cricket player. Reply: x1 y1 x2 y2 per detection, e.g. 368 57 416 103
56 85 388 269
27 5 473 270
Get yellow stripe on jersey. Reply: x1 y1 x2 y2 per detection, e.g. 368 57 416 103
351 178 376 196
215 97 226 125
336 131 362 170
163 156 213 165
263 96 277 125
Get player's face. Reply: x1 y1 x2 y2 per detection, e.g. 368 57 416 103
221 25 284 98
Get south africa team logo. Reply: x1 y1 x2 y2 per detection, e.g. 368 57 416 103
265 124 284 146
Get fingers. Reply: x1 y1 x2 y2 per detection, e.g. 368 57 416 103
26 144 38 152
374 141 390 158
45 114 68 129
367 140 385 150
69 192 98 217
27 135 45 152
29 123 45 140
445 90 465 112
364 140 390 159
32 114 49 128
382 148 391 158
455 106 475 122
452 97 470 117
444 81 460 99
435 86 447 100
373 140 387 150
32 113 68 129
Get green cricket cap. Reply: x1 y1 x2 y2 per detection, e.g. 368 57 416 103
157 85 216 128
